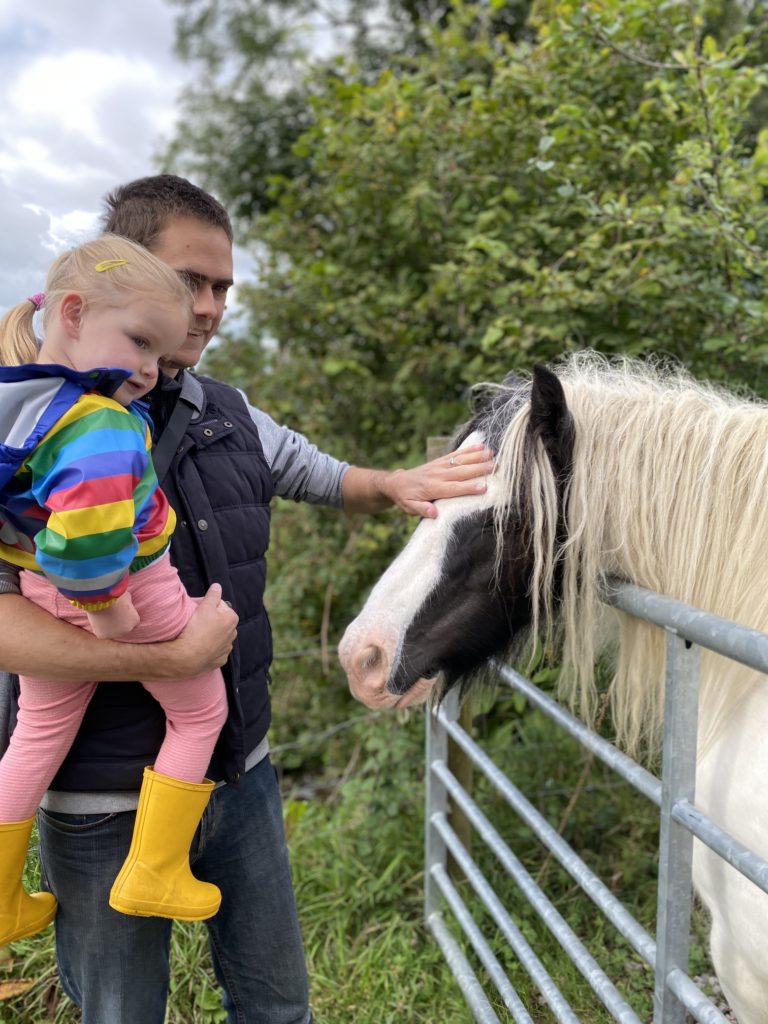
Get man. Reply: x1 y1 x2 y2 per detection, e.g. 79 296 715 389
0 174 492 1024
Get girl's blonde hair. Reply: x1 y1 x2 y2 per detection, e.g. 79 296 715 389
0 234 192 366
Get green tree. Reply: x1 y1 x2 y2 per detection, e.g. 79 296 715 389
192 0 768 753
163 0 533 222
216 0 768 419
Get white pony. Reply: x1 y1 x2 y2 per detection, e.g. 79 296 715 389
340 352 768 1023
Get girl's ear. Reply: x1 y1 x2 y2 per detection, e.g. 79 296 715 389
59 293 85 339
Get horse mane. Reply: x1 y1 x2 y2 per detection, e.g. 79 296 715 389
489 351 768 754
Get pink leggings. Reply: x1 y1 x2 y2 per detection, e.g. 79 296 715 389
0 553 228 821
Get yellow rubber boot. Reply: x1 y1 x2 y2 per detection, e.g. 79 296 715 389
0 817 57 944
109 768 221 921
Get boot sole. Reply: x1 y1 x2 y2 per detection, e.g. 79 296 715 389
108 895 221 921
0 903 57 945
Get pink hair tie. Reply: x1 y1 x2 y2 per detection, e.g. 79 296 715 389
27 293 45 311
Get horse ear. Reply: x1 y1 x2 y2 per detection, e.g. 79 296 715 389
529 363 574 477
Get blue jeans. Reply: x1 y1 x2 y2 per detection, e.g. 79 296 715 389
37 756 312 1024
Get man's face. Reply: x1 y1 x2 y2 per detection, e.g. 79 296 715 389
150 215 234 374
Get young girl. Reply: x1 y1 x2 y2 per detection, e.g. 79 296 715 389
0 235 229 945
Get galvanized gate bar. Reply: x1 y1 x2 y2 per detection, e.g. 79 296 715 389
425 690 453 922
427 910 503 1024
603 581 768 675
433 763 644 1024
670 801 768 894
429 862 535 1024
497 663 768 898
432 810 583 1024
654 636 700 1023
425 582 768 1022
665 969 731 1024
433 721 730 1024
437 707 657 966
495 664 662 806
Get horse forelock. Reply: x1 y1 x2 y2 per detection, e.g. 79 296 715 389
457 377 531 452
489 352 768 755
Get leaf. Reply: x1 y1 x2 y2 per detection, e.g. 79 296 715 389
512 691 528 714
538 134 556 154
480 324 505 351
0 979 35 1000
701 337 730 352
532 667 560 686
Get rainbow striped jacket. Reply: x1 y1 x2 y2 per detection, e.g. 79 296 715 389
0 363 175 610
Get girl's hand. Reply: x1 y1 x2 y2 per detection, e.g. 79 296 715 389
87 593 140 639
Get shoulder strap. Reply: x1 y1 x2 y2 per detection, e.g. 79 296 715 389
152 395 196 485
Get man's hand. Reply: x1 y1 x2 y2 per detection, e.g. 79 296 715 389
166 584 239 677
342 443 494 518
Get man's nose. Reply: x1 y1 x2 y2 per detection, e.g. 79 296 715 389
192 283 217 320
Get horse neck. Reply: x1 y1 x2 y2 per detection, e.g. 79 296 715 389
566 383 768 622
558 379 768 755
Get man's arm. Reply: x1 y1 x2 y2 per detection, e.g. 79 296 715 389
0 586 237 682
341 443 494 518
246 400 493 516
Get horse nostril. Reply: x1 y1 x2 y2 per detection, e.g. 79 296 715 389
359 645 383 674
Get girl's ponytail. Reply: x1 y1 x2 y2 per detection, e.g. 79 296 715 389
0 299 40 366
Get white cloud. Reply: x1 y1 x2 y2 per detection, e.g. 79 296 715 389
0 188 53 308
0 1 210 313
6 50 179 160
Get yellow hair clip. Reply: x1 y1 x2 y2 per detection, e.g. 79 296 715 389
94 259 130 272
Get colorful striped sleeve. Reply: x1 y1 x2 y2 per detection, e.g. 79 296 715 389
24 395 163 609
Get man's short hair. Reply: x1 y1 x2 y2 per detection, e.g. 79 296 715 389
102 174 234 251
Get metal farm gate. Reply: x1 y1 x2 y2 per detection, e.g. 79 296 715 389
424 582 768 1024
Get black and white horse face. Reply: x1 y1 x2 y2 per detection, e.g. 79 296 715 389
339 431 534 699
386 500 537 694
339 365 574 703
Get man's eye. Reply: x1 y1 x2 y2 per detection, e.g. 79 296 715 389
179 272 200 294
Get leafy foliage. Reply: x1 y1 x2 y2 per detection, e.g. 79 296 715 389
163 0 534 222
240 0 768 396
196 0 768 666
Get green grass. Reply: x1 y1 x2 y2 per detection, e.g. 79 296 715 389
284 712 476 1024
1 681 720 1023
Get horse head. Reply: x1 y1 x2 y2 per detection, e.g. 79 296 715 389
339 364 574 703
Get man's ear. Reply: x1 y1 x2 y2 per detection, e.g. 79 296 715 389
59 293 85 339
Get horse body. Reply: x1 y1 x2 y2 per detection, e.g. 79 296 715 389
339 353 768 1024
695 688 768 1023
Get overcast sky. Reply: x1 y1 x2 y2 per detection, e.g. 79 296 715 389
0 0 255 314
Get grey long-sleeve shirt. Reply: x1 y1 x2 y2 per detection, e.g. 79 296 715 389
0 371 351 811
246 398 348 507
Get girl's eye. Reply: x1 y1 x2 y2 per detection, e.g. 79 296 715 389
132 337 149 350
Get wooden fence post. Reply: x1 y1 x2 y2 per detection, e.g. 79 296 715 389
427 437 473 876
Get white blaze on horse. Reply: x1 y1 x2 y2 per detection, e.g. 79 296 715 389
339 352 768 1024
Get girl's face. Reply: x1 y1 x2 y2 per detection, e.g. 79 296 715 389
65 295 190 405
